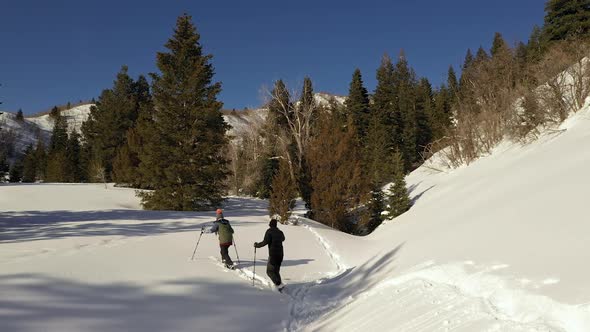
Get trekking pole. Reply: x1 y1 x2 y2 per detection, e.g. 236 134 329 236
191 228 205 260
252 247 257 286
233 238 241 265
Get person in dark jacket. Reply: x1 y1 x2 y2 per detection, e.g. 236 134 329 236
207 209 235 268
254 219 286 290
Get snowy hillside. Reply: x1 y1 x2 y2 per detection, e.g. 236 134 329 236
27 104 93 134
1 93 345 155
0 104 92 153
298 104 590 331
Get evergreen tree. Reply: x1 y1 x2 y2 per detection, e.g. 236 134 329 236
138 14 230 210
462 49 474 71
34 140 47 181
543 0 590 42
49 115 68 152
366 54 396 185
0 152 9 181
22 145 37 182
16 109 24 122
9 158 24 183
365 184 385 234
45 115 69 182
269 158 297 223
128 76 155 188
415 78 434 157
49 106 60 119
432 85 452 139
267 79 293 131
490 32 510 57
65 131 83 182
255 153 279 199
447 66 459 97
475 46 490 63
393 52 418 171
308 108 365 232
373 54 396 135
297 77 315 206
345 68 370 141
527 25 545 63
82 66 139 179
386 152 411 218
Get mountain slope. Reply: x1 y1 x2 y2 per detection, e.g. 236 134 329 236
296 103 590 331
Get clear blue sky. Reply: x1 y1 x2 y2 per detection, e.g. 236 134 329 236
1 0 545 114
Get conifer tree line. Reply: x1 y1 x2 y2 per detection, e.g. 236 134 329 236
228 0 590 234
4 1 590 234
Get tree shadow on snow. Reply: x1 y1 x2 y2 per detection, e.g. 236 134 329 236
288 243 405 330
0 273 286 332
0 207 264 244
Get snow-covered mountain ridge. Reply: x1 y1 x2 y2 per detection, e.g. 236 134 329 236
0 92 346 154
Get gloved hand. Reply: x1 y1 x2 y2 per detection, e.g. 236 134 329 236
253 242 258 248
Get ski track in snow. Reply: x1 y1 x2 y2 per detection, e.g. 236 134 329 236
309 261 590 332
204 216 349 332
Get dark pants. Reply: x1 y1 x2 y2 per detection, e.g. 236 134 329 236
266 255 283 286
220 244 233 266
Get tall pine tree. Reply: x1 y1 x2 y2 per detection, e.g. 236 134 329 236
543 0 590 42
82 66 139 180
393 51 418 171
138 14 230 210
345 69 370 142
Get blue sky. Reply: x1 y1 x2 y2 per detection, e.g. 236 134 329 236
1 0 545 114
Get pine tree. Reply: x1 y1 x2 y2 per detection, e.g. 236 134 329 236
45 115 69 182
490 32 510 57
543 0 590 42
364 113 393 185
255 153 279 199
82 66 139 179
49 106 60 119
34 140 47 181
9 158 24 183
0 152 9 181
432 85 452 140
447 66 459 98
415 78 434 157
462 49 474 71
475 46 490 63
16 109 24 122
138 14 230 210
365 184 385 234
393 52 418 171
386 152 411 219
308 108 365 232
527 25 545 63
267 80 293 131
297 77 315 206
345 68 370 142
373 54 396 136
269 158 297 223
65 131 83 182
22 145 37 182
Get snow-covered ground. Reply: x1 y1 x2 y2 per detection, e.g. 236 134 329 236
2 102 590 332
0 184 341 331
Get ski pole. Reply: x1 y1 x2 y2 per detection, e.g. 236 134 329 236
191 228 204 260
233 238 241 265
252 247 257 286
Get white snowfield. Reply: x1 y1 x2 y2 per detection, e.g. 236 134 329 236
2 106 590 331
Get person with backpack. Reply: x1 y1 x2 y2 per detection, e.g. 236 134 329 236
254 219 286 291
206 209 235 269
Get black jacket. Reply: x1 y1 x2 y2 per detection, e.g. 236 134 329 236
255 226 285 258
